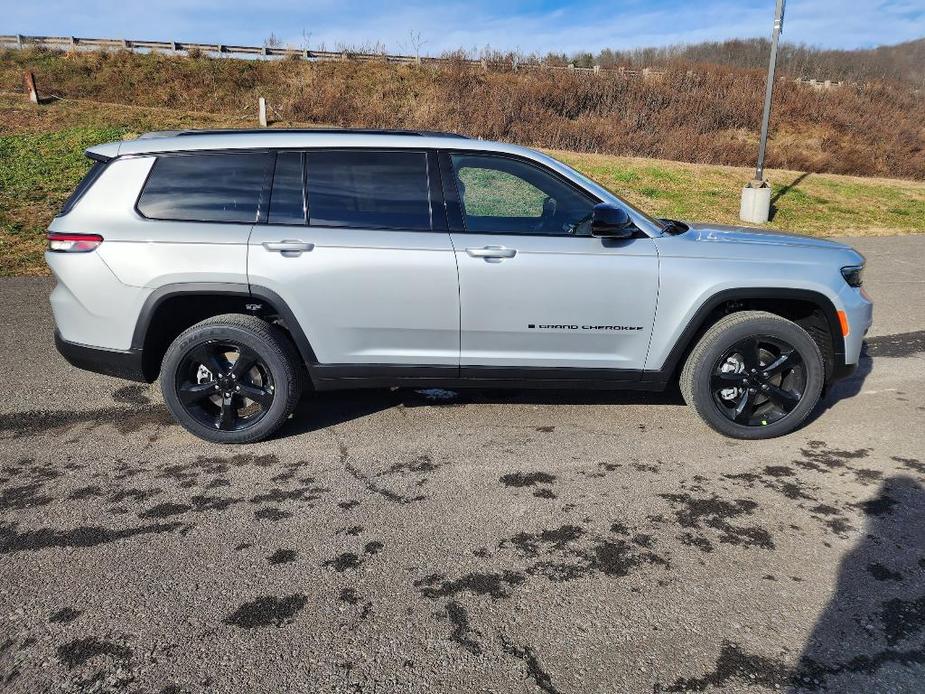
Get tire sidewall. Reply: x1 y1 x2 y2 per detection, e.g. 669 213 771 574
161 324 294 443
691 317 824 439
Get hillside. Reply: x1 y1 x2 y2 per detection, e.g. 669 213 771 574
2 47 924 183
575 37 925 86
2 94 923 277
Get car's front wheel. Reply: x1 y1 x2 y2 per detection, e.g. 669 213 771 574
680 311 824 439
160 314 303 443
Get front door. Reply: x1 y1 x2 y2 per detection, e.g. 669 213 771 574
248 149 460 370
442 152 658 375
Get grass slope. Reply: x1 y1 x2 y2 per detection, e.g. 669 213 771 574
1 94 923 277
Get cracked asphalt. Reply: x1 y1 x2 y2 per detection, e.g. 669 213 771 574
1 235 924 694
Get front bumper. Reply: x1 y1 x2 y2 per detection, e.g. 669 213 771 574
55 331 148 382
839 287 874 368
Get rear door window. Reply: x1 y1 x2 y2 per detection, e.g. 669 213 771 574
137 152 273 223
268 152 306 225
305 150 431 230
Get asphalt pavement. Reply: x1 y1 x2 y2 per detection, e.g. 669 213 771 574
1 235 924 693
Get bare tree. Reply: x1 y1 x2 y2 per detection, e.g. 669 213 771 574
404 30 427 61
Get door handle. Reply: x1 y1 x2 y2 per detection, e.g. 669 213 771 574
465 245 517 260
263 240 314 256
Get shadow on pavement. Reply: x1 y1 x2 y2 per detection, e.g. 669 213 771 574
790 475 925 692
279 326 925 438
812 329 925 424
808 348 874 425
280 384 686 435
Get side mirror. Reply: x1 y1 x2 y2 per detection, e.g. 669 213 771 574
591 203 635 239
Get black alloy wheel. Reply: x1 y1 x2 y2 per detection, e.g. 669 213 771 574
176 341 276 432
160 314 302 443
680 311 825 439
710 336 806 427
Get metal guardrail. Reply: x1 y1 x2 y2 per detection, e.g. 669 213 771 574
0 34 850 88
0 33 662 77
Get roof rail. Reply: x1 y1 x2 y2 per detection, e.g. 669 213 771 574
143 128 470 138
136 130 184 139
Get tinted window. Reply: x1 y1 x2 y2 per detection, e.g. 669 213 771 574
137 152 272 223
450 154 595 236
306 151 431 230
268 152 305 225
58 159 107 217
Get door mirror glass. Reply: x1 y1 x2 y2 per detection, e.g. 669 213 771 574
591 203 635 238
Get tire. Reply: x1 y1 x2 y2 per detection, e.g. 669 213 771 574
160 313 303 443
679 311 824 439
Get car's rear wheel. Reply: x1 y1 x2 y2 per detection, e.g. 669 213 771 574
680 311 824 439
161 314 302 443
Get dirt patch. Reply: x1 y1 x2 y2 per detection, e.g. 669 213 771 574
224 594 308 628
415 571 527 601
56 637 132 669
500 472 557 487
0 521 189 554
865 330 925 358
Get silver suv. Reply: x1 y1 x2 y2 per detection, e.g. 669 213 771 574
46 129 872 442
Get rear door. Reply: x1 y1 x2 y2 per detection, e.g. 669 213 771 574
442 151 658 375
247 149 460 371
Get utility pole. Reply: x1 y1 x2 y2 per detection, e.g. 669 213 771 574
740 0 786 224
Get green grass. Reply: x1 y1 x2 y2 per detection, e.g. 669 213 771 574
1 93 923 276
0 125 127 276
553 150 925 236
457 166 546 217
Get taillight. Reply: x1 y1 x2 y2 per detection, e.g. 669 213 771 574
47 232 103 253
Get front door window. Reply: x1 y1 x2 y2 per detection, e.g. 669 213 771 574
450 153 596 236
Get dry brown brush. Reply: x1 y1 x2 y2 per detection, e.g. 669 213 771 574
3 47 923 179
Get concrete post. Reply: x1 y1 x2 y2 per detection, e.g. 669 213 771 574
258 97 268 127
740 182 772 224
23 71 39 104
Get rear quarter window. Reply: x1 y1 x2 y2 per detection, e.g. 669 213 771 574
56 159 108 217
137 152 273 223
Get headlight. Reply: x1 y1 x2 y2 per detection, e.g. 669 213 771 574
841 265 864 287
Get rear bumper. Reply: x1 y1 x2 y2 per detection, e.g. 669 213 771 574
55 331 149 382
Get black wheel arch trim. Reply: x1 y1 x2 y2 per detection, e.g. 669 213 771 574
127 284 847 390
644 287 846 384
131 282 320 378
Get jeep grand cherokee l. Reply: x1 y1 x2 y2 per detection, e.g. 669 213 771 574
46 129 872 442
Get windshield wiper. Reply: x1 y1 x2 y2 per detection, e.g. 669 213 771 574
659 219 688 235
